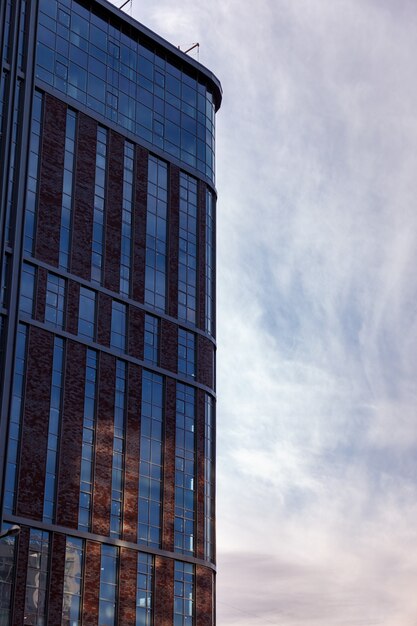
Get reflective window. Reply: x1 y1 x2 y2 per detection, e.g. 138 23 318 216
19 263 36 316
45 273 66 328
0 523 17 624
6 80 22 245
78 349 97 530
4 325 27 513
136 553 153 626
138 370 163 547
92 126 107 284
145 156 167 312
44 337 65 522
99 545 118 626
120 141 135 296
205 189 215 335
1 254 10 309
24 530 50 625
174 384 195 555
59 109 77 270
24 90 43 254
178 174 198 325
110 360 126 538
111 300 127 352
62 537 84 626
178 328 195 379
204 395 215 562
78 287 96 340
36 0 217 181
2 0 12 63
144 314 159 366
174 561 194 626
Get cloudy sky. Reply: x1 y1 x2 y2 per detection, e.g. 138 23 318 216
116 1 417 623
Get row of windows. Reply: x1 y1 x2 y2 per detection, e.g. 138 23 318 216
22 95 216 335
1 530 195 626
36 0 216 180
4 326 214 560
19 264 199 379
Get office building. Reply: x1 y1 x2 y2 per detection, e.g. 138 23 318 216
0 0 221 623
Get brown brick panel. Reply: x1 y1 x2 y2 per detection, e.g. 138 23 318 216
159 318 177 373
123 362 141 542
71 113 97 280
196 389 206 561
97 291 112 348
131 146 148 303
34 265 47 323
162 377 176 552
197 180 207 331
104 130 123 293
56 340 86 528
118 548 137 625
66 280 80 336
82 541 100 626
168 165 179 319
16 327 53 519
197 335 215 390
35 94 66 266
196 565 214 626
128 305 144 360
92 352 115 537
47 532 66 626
154 556 174 626
11 525 30 625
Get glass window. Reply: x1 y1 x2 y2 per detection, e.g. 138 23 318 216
205 189 215 335
0 523 17 624
178 174 198 325
111 300 127 352
59 109 77 270
138 371 163 548
120 141 134 296
62 537 83 626
24 530 50 625
174 384 196 555
78 349 97 531
78 287 96 340
19 263 36 316
91 126 107 284
144 314 159 366
45 273 66 328
136 553 153 626
204 395 215 562
110 360 126 538
144 156 167 312
99 545 118 626
174 561 194 626
178 328 195 379
24 90 43 255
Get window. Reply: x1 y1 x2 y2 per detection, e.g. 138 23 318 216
178 328 195 378
99 545 118 626
45 273 65 328
174 561 194 626
204 395 215 561
174 384 196 555
43 338 64 523
91 126 107 283
24 90 43 254
120 141 134 296
144 314 159 365
205 189 215 335
138 371 163 547
136 553 153 626
78 350 97 531
78 287 96 340
144 156 167 312
59 109 77 270
111 300 126 352
19 263 36 315
0 523 17 624
110 360 126 538
24 530 50 625
178 173 198 325
62 537 84 626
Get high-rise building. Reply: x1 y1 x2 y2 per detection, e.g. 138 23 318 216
0 0 221 623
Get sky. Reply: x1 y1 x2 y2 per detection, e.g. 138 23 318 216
113 1 417 623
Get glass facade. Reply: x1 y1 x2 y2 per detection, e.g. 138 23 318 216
110 300 126 352
62 537 84 626
120 141 134 296
138 370 163 548
178 328 195 379
144 314 159 366
45 273 66 328
59 109 77 270
174 383 196 555
19 263 36 316
98 545 118 626
78 349 97 531
136 553 154 626
110 360 126 538
174 561 194 626
178 174 198 325
24 530 50 626
204 394 215 562
0 525 17 625
205 189 215 336
24 91 43 255
92 126 107 284
36 0 217 181
78 287 96 340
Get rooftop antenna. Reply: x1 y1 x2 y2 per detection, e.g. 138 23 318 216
119 0 131 10
178 43 200 61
